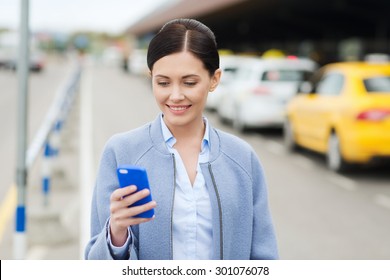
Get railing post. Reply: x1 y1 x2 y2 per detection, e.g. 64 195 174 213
51 120 62 157
41 119 63 205
41 142 52 206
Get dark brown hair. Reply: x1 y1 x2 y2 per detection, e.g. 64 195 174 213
147 18 220 76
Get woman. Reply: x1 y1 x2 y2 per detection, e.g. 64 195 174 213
85 18 278 260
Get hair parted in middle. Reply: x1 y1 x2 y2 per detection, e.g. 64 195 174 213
147 18 220 76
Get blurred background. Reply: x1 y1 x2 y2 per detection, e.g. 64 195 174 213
0 0 389 260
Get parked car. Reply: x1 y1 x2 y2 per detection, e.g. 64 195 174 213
284 61 390 172
127 49 148 76
6 51 46 72
217 56 261 123
206 54 240 111
0 49 9 68
101 46 123 67
0 31 45 72
217 56 317 131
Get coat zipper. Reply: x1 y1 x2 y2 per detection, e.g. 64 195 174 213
208 163 224 260
170 153 177 260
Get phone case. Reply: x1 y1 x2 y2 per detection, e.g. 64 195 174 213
116 165 154 218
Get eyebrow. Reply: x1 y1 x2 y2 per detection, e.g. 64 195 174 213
154 74 200 79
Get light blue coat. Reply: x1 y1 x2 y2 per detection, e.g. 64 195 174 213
85 115 278 260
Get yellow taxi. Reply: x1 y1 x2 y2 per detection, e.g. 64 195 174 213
284 61 390 172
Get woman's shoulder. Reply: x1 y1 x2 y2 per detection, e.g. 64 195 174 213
211 128 265 183
214 128 254 154
98 122 156 165
104 122 151 152
211 127 260 167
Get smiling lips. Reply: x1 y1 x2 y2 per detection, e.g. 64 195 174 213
167 105 191 114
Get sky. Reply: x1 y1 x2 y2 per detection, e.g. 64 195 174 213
0 0 174 34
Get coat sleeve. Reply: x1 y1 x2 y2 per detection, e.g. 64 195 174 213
250 151 279 260
84 138 139 260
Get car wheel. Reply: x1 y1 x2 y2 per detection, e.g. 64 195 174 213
283 118 298 152
327 132 349 172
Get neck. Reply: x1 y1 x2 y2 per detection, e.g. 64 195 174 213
167 116 205 143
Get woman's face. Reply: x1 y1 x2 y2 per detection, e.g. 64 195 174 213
151 51 220 130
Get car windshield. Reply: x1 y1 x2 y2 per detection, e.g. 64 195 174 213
364 76 390 93
261 70 312 82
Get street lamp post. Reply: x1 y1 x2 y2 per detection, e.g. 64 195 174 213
14 0 30 260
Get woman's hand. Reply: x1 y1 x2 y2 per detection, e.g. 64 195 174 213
109 185 156 247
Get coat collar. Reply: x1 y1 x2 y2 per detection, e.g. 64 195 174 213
148 113 221 162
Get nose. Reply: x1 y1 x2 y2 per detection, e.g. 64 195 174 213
169 85 185 102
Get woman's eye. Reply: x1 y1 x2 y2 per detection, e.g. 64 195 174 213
157 82 169 87
184 81 197 86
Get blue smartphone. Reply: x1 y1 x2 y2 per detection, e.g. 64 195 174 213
116 165 154 218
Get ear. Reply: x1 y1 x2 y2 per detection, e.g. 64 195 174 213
209 68 222 92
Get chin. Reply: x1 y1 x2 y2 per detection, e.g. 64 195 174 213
164 114 194 127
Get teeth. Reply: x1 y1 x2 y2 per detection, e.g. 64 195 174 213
170 106 188 111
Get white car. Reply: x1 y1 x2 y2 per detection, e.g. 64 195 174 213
101 46 123 67
217 56 259 122
218 57 317 131
206 55 240 111
128 49 149 76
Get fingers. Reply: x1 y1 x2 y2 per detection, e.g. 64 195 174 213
110 185 137 201
110 200 156 240
109 186 156 243
112 205 156 227
127 200 156 218
111 185 150 202
122 188 151 206
112 199 156 219
110 186 156 226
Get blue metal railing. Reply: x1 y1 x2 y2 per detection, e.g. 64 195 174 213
14 60 82 259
